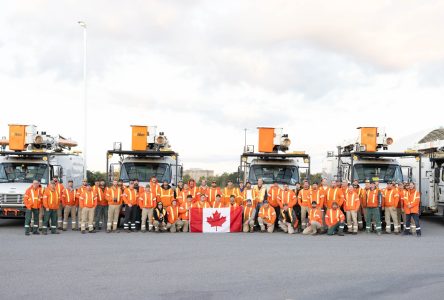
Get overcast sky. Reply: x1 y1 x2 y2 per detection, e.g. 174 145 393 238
1 0 443 174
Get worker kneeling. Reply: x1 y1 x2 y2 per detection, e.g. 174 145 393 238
302 201 323 235
258 200 276 233
326 202 345 236
278 203 297 234
153 202 168 232
243 199 256 233
166 199 183 233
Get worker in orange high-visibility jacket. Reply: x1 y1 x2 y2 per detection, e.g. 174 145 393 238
153 202 168 232
326 202 345 236
310 182 325 209
76 179 88 232
243 199 256 233
303 201 323 235
397 182 409 230
122 181 139 232
42 181 61 235
198 179 210 201
297 180 312 230
159 180 174 207
207 181 221 207
325 180 345 209
52 176 65 230
149 177 161 198
188 179 199 202
278 203 297 234
174 181 184 199
365 181 382 235
105 180 123 233
79 184 97 234
212 194 227 209
382 181 400 234
352 179 365 231
139 185 157 232
23 180 43 235
258 200 276 233
177 183 193 204
61 180 78 231
166 199 183 233
344 184 360 234
179 195 193 232
228 195 240 210
192 194 211 209
403 182 421 236
222 180 242 206
243 182 259 207
94 180 108 231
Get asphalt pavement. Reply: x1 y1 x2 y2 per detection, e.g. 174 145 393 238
1 217 444 300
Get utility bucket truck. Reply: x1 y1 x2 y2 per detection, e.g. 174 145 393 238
239 127 310 189
0 124 84 218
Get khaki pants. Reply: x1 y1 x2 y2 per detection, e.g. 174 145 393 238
300 206 310 228
63 205 77 230
107 205 121 231
346 210 358 233
243 219 255 232
397 208 403 228
78 206 83 228
57 203 63 229
278 221 295 234
153 220 167 232
167 220 184 232
385 207 400 233
302 221 322 235
81 207 95 232
258 217 274 233
182 220 189 232
141 208 154 231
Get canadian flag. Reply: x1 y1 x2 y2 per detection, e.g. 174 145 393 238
190 207 243 233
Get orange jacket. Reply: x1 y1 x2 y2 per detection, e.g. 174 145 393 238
228 202 239 210
177 188 193 204
62 188 77 206
325 187 344 209
404 190 420 214
76 186 87 203
167 205 180 223
23 186 43 209
344 191 360 211
298 188 312 207
243 206 255 221
198 186 209 200
106 186 123 205
43 189 60 210
212 200 227 209
310 189 325 209
95 188 108 206
383 188 399 208
159 187 174 207
366 189 379 208
54 182 65 198
79 191 97 208
206 187 221 206
192 200 211 209
325 208 345 227
308 208 323 224
277 189 297 208
179 201 192 220
139 191 157 209
259 206 276 224
222 187 241 205
150 182 161 198
267 186 282 207
122 188 138 206
242 188 259 207
398 189 408 209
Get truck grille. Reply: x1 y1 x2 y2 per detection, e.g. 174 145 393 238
0 194 24 204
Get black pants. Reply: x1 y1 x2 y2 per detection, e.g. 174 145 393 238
405 213 420 234
123 206 137 230
134 206 141 230
274 206 281 228
25 209 39 233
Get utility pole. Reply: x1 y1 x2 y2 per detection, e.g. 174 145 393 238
78 21 87 179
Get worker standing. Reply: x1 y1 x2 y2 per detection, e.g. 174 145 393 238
159 180 174 207
139 185 157 232
278 203 297 234
76 179 88 233
243 181 258 207
253 178 267 208
243 199 256 233
166 199 183 233
403 182 421 236
267 181 281 227
79 184 97 234
297 180 312 229
207 180 221 207
344 184 360 235
397 182 408 231
153 202 168 232
62 180 77 231
52 176 65 230
105 180 123 233
223 180 241 206
258 200 276 233
177 183 192 204
365 181 382 235
303 201 323 235
122 181 138 232
199 179 209 201
23 180 43 235
188 179 199 201
382 181 400 234
149 177 161 197
94 180 108 231
174 180 184 199
325 202 345 236
325 180 345 210
179 195 193 232
42 181 61 235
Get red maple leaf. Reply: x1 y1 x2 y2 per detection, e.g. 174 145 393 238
206 210 226 231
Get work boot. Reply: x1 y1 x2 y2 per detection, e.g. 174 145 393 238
25 231 30 236
338 229 344 236
416 230 421 237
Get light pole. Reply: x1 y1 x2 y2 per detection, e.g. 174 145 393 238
78 21 87 179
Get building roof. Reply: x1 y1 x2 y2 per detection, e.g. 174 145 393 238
418 128 444 143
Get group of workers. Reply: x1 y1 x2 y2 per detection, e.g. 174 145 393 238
22 176 422 236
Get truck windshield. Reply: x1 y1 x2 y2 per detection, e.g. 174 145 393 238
120 162 171 183
0 163 48 183
353 164 403 183
249 165 299 185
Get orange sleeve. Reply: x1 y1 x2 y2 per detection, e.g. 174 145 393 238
394 193 400 208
